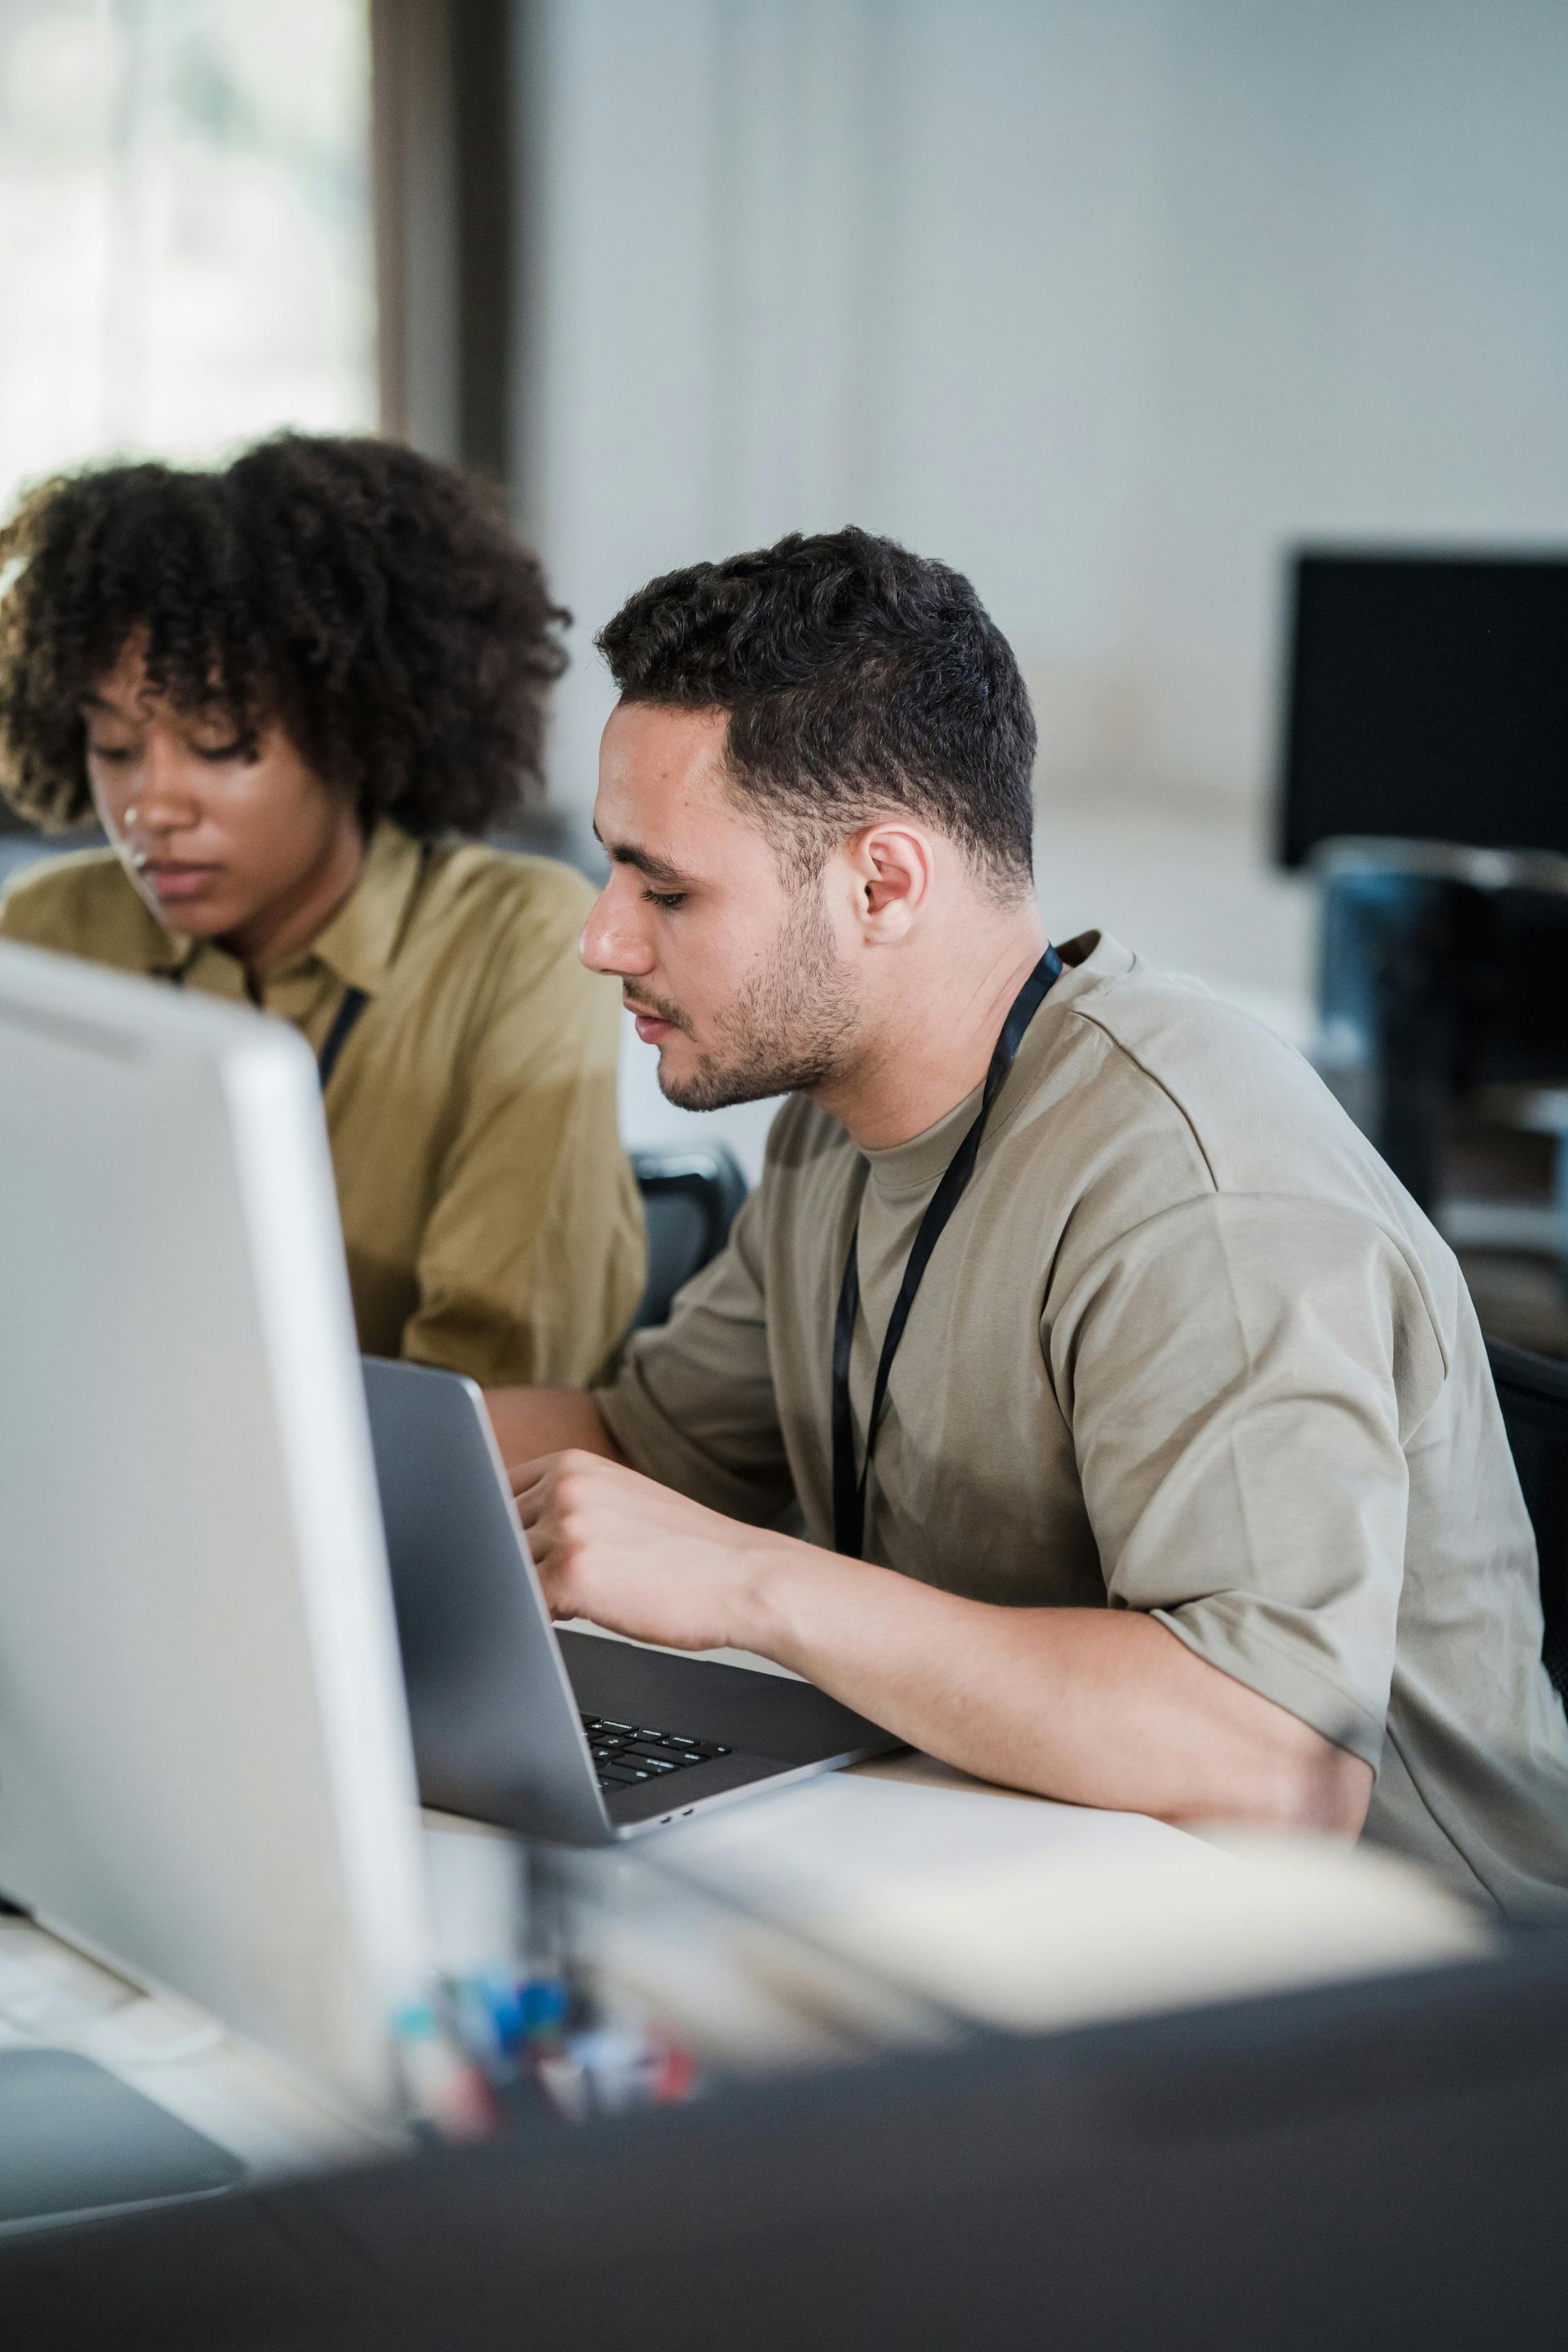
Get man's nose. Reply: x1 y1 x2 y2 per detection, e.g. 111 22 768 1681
579 879 653 977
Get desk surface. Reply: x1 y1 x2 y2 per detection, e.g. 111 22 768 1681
0 1913 386 2182
0 1746 1086 2185
0 1746 1050 2190
0 1733 1490 2203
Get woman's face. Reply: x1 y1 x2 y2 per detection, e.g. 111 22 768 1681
83 636 360 950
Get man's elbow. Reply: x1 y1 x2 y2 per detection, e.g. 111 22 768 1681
1261 1726 1374 1840
1164 1639 1376 1839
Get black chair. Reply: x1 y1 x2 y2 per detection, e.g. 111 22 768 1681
1315 840 1568 1219
1487 1338 1568 1704
630 1144 749 1330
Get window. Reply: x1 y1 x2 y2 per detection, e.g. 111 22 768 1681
0 0 373 523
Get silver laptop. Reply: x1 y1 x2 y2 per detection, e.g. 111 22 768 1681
363 1357 901 1842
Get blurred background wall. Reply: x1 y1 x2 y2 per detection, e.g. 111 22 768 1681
521 0 1568 1027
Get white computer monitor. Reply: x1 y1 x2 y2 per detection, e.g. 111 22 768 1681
0 941 430 2127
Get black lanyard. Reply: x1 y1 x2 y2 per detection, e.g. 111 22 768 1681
831 945 1064 1560
314 984 370 1090
167 966 369 1094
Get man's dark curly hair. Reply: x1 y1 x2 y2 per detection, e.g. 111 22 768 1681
595 526 1036 898
0 433 569 835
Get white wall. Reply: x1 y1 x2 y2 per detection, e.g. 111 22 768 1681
521 0 1568 827
515 0 1568 1160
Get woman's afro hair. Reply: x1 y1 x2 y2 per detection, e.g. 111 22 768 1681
0 432 569 835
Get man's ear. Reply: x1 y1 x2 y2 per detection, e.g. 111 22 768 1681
845 822 935 942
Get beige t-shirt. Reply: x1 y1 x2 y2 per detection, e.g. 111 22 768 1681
599 932 1568 1916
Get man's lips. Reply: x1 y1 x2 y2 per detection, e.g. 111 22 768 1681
624 996 683 1045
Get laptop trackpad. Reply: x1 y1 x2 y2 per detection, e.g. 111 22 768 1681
557 1632 897 1766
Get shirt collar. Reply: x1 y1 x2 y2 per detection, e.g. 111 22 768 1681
149 819 425 997
296 819 425 997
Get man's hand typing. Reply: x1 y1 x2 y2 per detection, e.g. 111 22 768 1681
510 1450 796 1655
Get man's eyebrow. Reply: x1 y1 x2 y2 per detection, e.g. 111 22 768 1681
591 824 688 888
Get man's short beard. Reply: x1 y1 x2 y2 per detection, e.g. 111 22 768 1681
658 880 860 1112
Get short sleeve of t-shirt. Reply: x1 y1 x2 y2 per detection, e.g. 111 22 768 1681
595 1182 798 1527
1053 1190 1450 1772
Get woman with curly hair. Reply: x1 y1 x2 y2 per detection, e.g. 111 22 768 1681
0 433 644 1385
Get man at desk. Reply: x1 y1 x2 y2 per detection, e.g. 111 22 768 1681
488 527 1568 1917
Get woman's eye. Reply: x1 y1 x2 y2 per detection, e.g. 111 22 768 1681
644 889 687 911
194 742 245 764
86 744 132 764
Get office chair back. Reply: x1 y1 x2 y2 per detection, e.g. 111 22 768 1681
631 1145 749 1329
1316 843 1568 1210
1486 1338 1568 1704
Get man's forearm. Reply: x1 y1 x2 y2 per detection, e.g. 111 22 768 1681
484 1387 626 1474
738 1543 1372 1835
509 1447 1372 1835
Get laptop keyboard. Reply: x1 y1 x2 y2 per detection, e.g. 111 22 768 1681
581 1713 732 1793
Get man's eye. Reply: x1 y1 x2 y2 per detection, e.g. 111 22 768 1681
644 889 687 911
194 742 244 764
86 744 133 763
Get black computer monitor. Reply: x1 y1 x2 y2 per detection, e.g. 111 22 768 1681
1277 550 1568 867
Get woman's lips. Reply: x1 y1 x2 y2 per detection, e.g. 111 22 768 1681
143 862 220 904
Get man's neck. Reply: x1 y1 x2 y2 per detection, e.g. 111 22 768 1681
817 906 1053 1152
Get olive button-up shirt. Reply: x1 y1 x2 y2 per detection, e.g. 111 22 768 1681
0 821 646 1384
